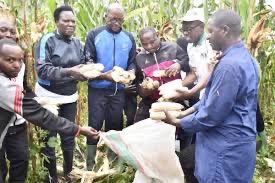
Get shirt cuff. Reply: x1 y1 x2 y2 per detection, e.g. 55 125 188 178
193 101 201 110
180 113 195 130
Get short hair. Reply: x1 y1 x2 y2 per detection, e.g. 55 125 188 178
211 9 241 37
0 38 18 54
106 3 124 16
53 5 74 22
140 27 157 38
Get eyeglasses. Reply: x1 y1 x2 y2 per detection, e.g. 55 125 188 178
181 24 200 33
107 17 124 24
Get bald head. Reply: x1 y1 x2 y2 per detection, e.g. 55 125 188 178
210 9 241 37
106 3 124 16
105 3 125 32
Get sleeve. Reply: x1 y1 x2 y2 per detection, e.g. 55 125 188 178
127 33 137 71
78 40 86 64
134 55 144 85
0 81 24 115
193 101 201 110
22 92 78 135
34 35 71 80
84 31 97 63
0 81 78 136
176 45 190 73
176 37 188 52
180 66 240 133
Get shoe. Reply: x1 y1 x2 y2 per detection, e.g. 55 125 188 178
86 145 97 171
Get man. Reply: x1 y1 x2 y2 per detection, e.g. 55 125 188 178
0 9 30 183
84 3 136 170
134 27 187 122
172 9 216 183
0 38 99 182
34 5 87 182
164 9 258 183
176 8 215 100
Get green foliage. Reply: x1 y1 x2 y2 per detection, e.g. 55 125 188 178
2 0 274 182
93 167 135 183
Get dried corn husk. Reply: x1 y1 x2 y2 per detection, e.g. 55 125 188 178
151 102 184 112
152 70 167 77
159 79 187 100
34 97 60 115
111 66 136 84
140 77 159 90
78 63 104 79
149 110 181 120
247 15 272 56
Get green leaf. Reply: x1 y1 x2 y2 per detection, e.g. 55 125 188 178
125 6 149 21
46 0 56 16
47 136 58 148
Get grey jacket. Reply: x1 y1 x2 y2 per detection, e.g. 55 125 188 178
0 73 78 149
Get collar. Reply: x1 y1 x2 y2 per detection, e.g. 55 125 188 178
193 33 206 47
106 25 122 34
222 41 244 57
0 72 11 79
55 30 73 41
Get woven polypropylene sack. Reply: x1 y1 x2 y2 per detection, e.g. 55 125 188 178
99 119 185 183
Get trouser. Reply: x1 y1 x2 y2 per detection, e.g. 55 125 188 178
0 123 29 183
177 92 199 183
134 99 153 123
124 94 137 127
41 102 76 177
177 144 198 183
256 102 264 132
87 88 125 145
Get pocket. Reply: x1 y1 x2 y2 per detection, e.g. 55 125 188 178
195 144 219 182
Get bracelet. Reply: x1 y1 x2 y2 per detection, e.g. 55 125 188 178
75 126 81 137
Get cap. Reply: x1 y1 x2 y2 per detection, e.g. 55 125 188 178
182 8 204 23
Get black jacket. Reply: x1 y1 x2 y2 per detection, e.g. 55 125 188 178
35 31 84 95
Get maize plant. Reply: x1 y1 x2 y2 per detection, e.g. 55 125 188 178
1 0 274 182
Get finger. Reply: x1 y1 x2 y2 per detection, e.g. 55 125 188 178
165 69 172 76
164 109 180 124
90 127 97 132
175 87 187 93
170 70 177 77
129 85 136 89
163 109 174 123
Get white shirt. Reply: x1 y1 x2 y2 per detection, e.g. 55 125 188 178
187 34 214 98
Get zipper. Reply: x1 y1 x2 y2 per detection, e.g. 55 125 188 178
113 34 116 67
112 33 118 96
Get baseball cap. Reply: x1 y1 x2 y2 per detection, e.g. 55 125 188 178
182 8 204 23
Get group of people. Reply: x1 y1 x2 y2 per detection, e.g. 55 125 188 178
0 2 266 183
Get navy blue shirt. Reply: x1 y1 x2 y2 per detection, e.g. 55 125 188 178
180 42 259 182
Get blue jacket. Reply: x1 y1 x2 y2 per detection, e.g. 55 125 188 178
180 42 258 183
84 26 136 89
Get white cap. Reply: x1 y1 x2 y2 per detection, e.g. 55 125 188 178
182 8 204 23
